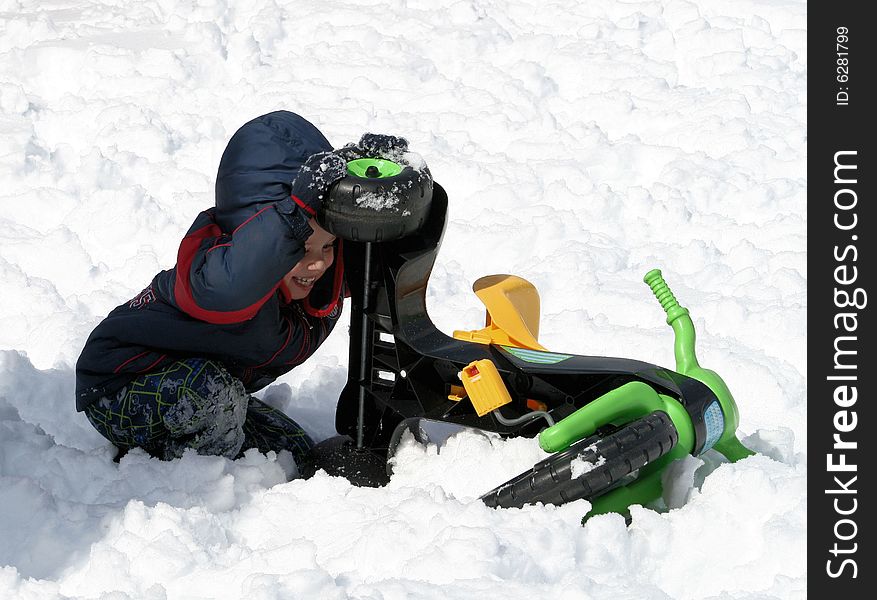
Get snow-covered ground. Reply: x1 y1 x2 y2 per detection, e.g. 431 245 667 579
0 1 806 598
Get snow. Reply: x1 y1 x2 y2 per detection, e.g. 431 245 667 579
570 445 605 478
0 1 805 598
355 191 402 211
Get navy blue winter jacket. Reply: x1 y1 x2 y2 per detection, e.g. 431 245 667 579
75 111 345 412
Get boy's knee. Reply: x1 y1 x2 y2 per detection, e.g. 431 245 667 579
160 360 249 447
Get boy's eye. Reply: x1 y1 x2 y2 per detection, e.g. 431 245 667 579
304 242 335 254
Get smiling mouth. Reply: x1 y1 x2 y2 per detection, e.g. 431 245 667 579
291 276 316 288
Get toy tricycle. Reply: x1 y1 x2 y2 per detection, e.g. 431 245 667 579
301 155 754 519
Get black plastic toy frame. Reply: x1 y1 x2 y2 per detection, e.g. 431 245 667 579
306 183 722 487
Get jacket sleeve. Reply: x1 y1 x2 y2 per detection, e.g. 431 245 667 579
172 200 313 324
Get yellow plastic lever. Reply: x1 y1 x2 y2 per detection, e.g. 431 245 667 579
459 359 513 417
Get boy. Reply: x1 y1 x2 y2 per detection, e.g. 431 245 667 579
75 110 406 465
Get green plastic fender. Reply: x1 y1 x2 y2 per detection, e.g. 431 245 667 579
538 381 695 456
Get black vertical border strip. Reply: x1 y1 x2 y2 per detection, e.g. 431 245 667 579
808 4 872 595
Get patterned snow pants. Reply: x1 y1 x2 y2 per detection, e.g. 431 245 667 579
84 358 314 463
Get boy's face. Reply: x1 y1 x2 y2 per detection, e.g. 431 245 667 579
283 219 336 300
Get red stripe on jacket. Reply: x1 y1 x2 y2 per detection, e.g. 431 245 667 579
113 351 149 374
174 223 280 324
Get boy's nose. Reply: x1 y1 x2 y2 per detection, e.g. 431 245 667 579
308 259 326 272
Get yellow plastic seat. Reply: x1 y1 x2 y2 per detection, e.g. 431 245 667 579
453 274 547 351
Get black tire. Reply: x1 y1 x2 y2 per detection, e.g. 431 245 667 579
319 162 433 242
480 411 679 509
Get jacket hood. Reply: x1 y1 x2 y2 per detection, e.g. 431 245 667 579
215 111 341 313
215 110 333 232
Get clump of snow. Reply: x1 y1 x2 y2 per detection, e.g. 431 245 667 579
388 427 552 501
0 0 805 598
400 149 428 172
354 190 401 210
570 444 606 478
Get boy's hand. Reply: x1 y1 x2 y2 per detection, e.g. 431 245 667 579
287 132 410 218
358 133 409 157
289 151 348 216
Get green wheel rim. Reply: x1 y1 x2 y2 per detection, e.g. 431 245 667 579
346 158 404 179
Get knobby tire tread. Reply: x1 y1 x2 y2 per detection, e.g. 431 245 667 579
481 410 679 509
